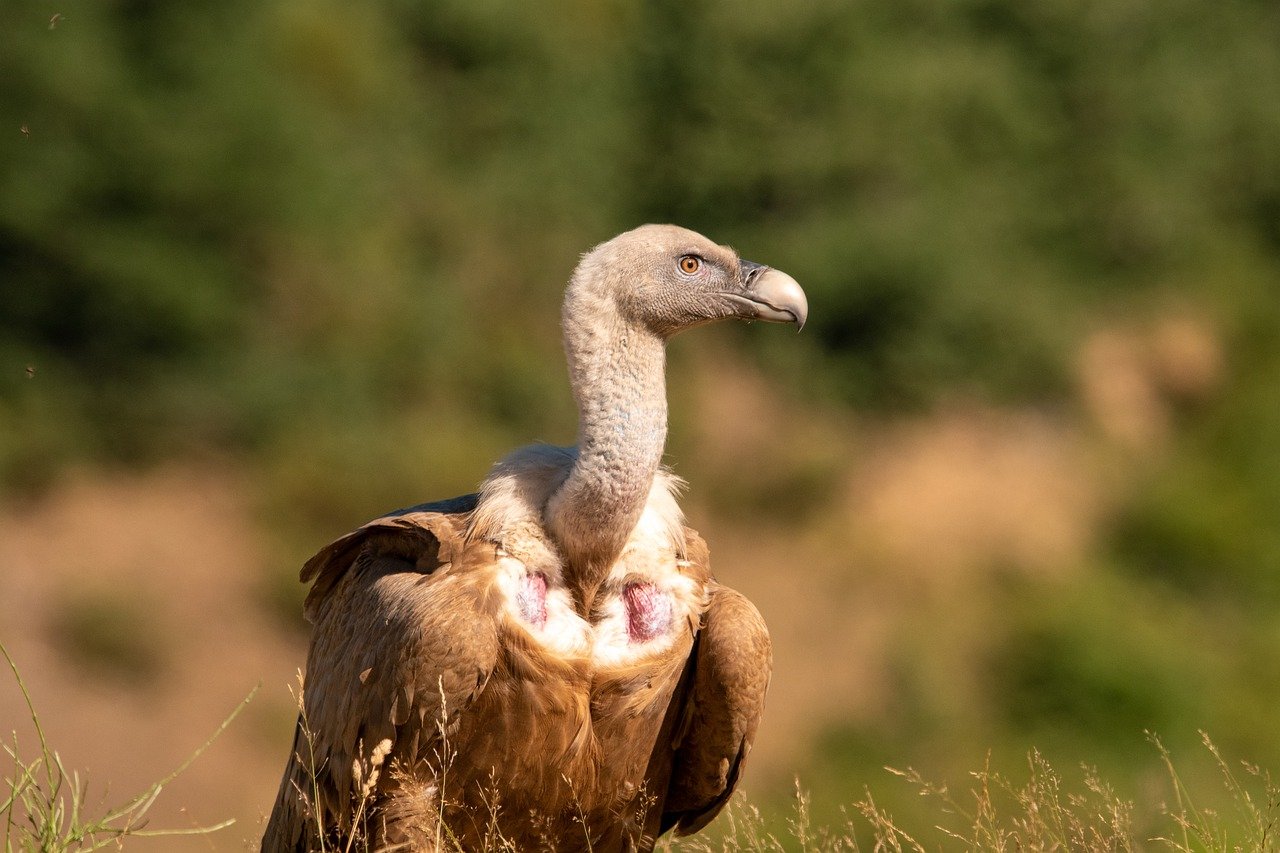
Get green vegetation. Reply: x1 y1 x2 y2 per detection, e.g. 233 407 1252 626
2 643 251 851
6 0 1278 474
3 0 1279 846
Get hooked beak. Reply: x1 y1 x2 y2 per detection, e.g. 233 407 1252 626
723 260 808 330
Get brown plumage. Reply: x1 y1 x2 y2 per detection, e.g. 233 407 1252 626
263 225 807 852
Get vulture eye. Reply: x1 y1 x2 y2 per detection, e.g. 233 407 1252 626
677 255 702 275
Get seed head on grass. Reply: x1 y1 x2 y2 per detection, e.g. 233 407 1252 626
1153 730 1280 853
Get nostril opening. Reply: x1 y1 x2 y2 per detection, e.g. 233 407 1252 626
741 263 769 288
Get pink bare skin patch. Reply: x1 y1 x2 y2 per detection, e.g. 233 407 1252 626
624 582 672 643
516 573 547 627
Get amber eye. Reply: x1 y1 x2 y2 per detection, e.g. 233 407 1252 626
678 255 701 275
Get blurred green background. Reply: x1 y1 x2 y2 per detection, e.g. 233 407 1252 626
2 0 1279 845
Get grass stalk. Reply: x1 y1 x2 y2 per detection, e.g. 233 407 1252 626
2 640 251 851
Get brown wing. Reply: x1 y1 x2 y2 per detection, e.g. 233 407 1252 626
262 501 501 852
660 580 772 837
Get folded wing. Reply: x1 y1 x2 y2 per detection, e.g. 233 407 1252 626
661 581 772 836
262 502 500 851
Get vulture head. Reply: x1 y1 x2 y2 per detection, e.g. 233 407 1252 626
565 224 808 340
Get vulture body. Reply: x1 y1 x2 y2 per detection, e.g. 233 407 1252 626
263 225 807 852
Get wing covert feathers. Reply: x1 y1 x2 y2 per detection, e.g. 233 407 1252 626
301 496 477 621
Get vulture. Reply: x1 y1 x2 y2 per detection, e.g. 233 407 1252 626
263 224 808 852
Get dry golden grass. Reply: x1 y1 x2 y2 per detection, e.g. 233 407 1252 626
664 734 1280 853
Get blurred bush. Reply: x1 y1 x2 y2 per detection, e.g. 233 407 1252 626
50 588 168 686
5 0 1276 477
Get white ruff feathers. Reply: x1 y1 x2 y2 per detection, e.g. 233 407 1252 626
468 445 700 665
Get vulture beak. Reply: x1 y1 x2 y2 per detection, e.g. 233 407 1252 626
726 261 809 330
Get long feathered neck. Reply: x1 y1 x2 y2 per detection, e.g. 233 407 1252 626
545 284 668 604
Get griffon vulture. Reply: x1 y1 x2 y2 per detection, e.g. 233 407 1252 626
263 224 807 852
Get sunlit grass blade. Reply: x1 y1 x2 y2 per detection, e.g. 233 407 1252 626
2 640 252 851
